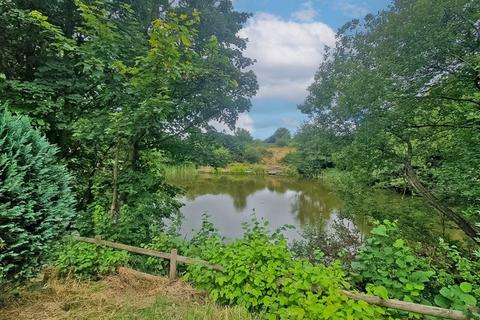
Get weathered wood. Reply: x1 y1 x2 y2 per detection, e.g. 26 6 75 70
176 255 225 272
75 236 171 259
169 249 177 280
74 236 224 271
342 290 468 320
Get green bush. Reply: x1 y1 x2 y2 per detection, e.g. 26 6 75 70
210 147 232 168
55 240 129 279
183 219 385 319
430 239 480 312
350 220 480 316
243 145 263 163
350 221 435 304
0 109 75 284
226 163 266 175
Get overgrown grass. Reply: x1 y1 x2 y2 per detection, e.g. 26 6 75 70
0 268 256 320
221 163 266 175
117 297 258 320
162 163 198 178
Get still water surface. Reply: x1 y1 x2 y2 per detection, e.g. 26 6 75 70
168 174 365 240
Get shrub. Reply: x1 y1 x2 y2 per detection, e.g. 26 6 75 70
210 147 232 168
183 219 385 319
430 239 480 312
243 145 263 163
290 220 362 266
0 109 75 284
55 240 128 279
350 221 435 305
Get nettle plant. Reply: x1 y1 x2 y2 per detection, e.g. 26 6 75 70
431 239 480 313
184 219 387 319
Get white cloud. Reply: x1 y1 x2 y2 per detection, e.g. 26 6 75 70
236 112 255 133
292 1 317 22
238 12 336 103
334 0 369 18
209 112 255 134
282 117 301 128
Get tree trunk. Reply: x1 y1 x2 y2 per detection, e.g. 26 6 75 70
404 163 478 240
110 145 119 223
402 141 478 240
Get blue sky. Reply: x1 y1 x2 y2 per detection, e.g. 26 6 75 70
227 0 390 139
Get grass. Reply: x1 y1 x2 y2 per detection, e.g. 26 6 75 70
0 267 257 320
162 163 198 178
221 163 266 175
117 297 256 320
162 146 296 177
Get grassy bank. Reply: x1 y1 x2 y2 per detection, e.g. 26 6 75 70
0 268 256 320
163 147 296 177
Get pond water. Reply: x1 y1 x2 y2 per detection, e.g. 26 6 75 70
167 173 463 243
167 174 368 241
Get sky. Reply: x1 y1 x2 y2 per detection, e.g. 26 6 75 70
225 0 390 139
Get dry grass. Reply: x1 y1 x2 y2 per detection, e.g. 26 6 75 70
0 267 253 320
261 147 294 167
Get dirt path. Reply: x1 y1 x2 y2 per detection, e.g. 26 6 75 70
261 146 294 174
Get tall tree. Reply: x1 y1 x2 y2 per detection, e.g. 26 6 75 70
0 0 257 242
299 0 480 239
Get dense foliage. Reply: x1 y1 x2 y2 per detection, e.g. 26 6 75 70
291 0 480 240
59 216 480 318
0 109 75 284
350 221 480 317
0 0 257 246
55 240 128 280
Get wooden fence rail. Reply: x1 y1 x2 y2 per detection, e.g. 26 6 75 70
74 235 470 320
73 235 225 279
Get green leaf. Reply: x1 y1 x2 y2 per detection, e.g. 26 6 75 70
370 225 387 236
180 34 191 46
459 282 472 293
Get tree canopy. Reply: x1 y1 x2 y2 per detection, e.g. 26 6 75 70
296 0 480 239
0 0 257 244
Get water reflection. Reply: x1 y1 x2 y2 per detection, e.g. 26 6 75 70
168 174 346 240
168 173 464 243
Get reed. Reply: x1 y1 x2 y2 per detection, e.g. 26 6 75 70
162 163 198 178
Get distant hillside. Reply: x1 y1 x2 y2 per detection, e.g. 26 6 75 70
261 147 294 167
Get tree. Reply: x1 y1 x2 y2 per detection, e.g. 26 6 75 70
264 128 291 145
0 109 75 284
235 128 253 144
299 0 480 239
210 147 233 168
0 0 257 243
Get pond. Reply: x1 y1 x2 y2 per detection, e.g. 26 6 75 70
167 174 369 241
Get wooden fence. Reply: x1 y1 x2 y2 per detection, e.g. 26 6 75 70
74 236 471 320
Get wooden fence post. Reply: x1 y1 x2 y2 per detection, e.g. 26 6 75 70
169 249 177 280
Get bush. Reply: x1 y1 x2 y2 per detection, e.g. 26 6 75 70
183 219 385 319
243 145 263 163
0 109 75 284
55 240 128 279
350 221 435 304
210 147 232 168
290 220 362 266
350 220 480 316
